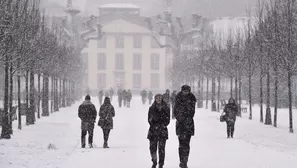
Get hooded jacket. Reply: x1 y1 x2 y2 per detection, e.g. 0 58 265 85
223 97 238 122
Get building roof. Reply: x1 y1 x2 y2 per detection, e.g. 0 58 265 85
99 3 140 9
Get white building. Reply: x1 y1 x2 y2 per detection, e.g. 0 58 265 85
81 4 171 95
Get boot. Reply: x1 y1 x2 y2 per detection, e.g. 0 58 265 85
103 142 109 148
179 156 188 168
89 143 93 148
151 153 157 168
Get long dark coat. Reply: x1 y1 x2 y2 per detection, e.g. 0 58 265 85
147 101 170 140
223 98 238 122
78 100 97 130
173 92 197 136
99 98 115 129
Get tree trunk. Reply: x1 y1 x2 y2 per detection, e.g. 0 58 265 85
235 75 238 104
51 76 54 113
206 77 209 109
201 76 204 108
211 77 216 111
0 52 11 139
25 71 31 125
248 57 253 120
37 74 41 119
42 74 49 116
265 64 272 125
60 78 62 107
17 71 21 130
62 79 66 107
273 62 278 127
29 70 35 124
9 61 13 134
260 69 264 123
217 76 221 112
288 70 294 133
238 75 242 117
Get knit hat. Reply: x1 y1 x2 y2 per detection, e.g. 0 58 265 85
85 95 91 100
181 85 191 92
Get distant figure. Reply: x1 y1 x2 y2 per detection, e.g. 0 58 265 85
117 88 123 108
147 94 170 168
78 95 97 148
98 90 104 105
163 89 171 110
222 97 238 138
148 91 154 105
98 97 115 148
126 89 132 108
141 90 148 105
174 85 196 168
123 90 127 106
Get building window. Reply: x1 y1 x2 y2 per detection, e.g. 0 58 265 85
97 73 106 89
115 36 124 48
115 53 124 70
133 53 142 70
151 36 160 48
133 36 142 48
133 73 141 89
97 53 106 70
150 73 160 88
97 36 107 48
151 53 160 70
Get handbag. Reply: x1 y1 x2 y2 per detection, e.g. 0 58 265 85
97 118 105 127
220 114 226 122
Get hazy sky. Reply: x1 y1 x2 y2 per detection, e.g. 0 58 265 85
42 0 260 17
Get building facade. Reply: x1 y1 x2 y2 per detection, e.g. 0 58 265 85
81 12 169 95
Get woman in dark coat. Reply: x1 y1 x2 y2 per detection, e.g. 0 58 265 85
222 97 238 138
147 94 170 168
98 97 115 148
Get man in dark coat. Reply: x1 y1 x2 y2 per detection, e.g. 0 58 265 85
173 85 197 168
78 95 97 148
223 97 238 138
147 94 170 168
170 90 177 119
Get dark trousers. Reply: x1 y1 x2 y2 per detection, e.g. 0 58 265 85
81 128 94 146
118 99 122 107
149 138 167 166
226 121 235 137
178 135 191 167
103 129 111 143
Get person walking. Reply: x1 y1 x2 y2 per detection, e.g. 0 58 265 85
98 97 115 148
174 85 197 168
148 91 154 105
170 90 177 119
147 94 170 168
222 97 238 138
78 95 97 148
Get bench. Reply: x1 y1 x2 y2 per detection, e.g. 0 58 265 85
241 107 248 113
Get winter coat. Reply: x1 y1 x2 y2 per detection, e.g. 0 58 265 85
78 100 97 130
174 92 197 136
163 93 170 106
127 91 132 101
141 90 147 98
223 101 238 123
148 92 153 100
147 101 170 140
99 98 115 129
117 89 123 100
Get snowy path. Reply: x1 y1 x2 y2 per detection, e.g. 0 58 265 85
1 97 297 168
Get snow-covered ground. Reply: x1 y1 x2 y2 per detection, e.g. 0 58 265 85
1 96 297 168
